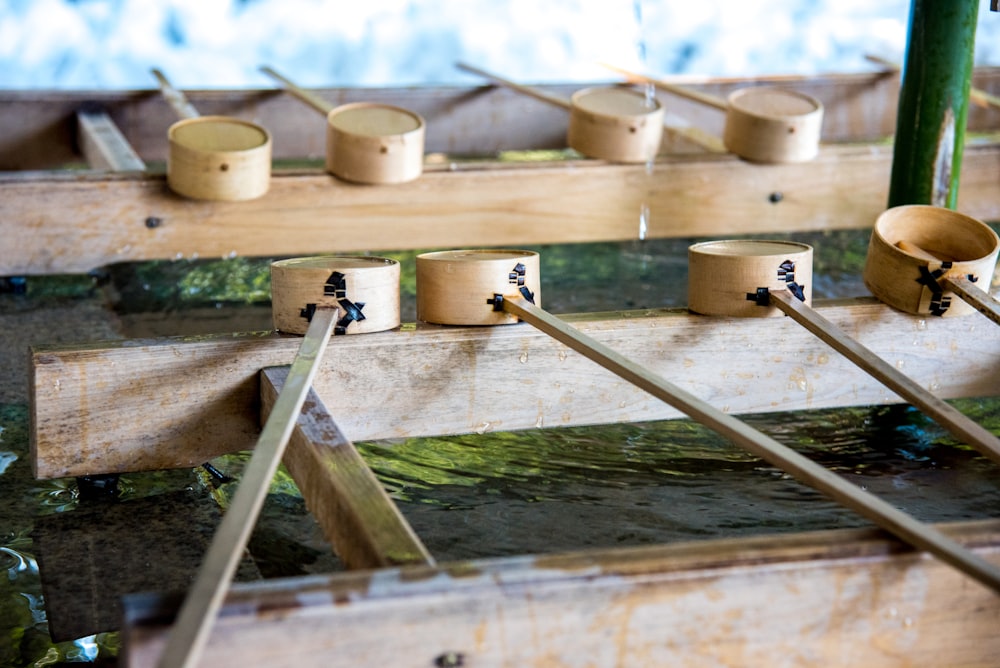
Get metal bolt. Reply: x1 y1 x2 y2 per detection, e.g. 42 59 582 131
433 652 465 667
145 216 163 229
768 191 783 204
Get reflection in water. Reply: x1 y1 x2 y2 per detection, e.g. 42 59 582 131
359 404 1000 561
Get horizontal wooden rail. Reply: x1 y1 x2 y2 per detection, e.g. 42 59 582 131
122 519 1000 667
3 142 999 276
30 298 1000 479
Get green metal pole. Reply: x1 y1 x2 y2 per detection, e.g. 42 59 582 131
888 0 979 209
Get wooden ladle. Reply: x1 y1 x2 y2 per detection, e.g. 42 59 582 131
605 64 824 163
415 248 1000 595
157 256 402 668
688 238 1000 467
151 69 271 201
260 65 425 184
456 62 671 162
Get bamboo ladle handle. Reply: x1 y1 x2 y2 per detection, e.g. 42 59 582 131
156 306 339 668
499 294 1000 594
896 240 1000 328
456 62 573 111
602 63 729 111
151 68 201 120
259 65 335 116
767 289 1000 465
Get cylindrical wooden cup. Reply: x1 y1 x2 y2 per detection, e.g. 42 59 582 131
722 88 823 163
167 116 272 201
271 256 400 335
325 103 426 184
688 240 813 317
416 250 541 326
863 205 1000 318
567 87 665 163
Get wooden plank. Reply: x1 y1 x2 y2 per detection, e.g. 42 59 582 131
262 367 434 569
3 142 999 276
121 519 1000 667
3 69 1000 170
76 109 146 171
30 299 1000 479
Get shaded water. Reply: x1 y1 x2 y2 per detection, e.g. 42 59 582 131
1 229 999 665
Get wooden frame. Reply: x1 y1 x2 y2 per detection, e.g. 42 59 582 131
30 298 1000 479
121 515 1000 666
2 69 999 276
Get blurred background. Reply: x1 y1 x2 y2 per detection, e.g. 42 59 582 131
1 0 999 89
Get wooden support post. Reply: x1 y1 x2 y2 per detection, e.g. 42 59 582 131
888 0 980 208
261 366 434 569
76 108 145 172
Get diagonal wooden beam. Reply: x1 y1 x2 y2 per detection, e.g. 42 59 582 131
261 366 433 570
76 108 146 172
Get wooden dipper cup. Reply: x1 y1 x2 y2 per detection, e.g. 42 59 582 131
688 238 1000 467
271 256 401 335
456 62 665 163
414 247 1000 596
688 240 813 317
863 205 1000 322
152 69 271 201
260 66 425 184
157 256 400 668
606 65 824 163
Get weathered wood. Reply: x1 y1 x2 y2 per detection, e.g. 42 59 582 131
3 142 1000 276
122 519 1000 667
262 367 434 569
30 299 1000 479
157 306 337 668
5 69 1000 170
76 109 145 171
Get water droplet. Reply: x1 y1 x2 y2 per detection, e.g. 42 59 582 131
518 351 529 364
475 422 492 435
917 319 927 330
226 250 238 259
895 359 905 369
174 252 184 260
558 350 567 362
904 617 913 628
638 203 649 241
190 252 199 260
534 415 544 428
929 382 940 391
889 607 898 618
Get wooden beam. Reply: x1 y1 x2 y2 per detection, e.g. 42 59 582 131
76 108 146 171
261 367 434 569
4 142 1000 276
30 299 1000 479
122 519 1000 667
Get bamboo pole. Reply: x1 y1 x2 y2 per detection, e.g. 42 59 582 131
888 0 980 208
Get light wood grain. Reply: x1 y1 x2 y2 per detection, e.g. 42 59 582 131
75 109 146 171
122 519 1000 667
262 367 433 569
156 306 337 668
30 299 1000 479
3 143 1000 275
944 275 1000 327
